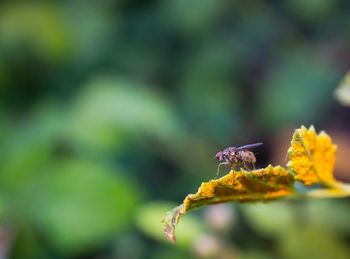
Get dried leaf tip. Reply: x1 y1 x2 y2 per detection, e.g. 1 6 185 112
162 204 184 243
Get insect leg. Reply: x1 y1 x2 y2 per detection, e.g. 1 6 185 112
216 162 230 178
242 161 248 171
231 164 236 171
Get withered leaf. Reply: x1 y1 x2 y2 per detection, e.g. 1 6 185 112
163 166 294 243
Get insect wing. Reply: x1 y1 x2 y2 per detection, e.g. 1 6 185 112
236 142 263 151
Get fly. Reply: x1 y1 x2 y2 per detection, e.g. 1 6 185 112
215 142 263 178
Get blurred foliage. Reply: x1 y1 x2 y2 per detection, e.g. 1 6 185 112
135 201 205 249
242 201 350 259
69 75 187 150
335 71 350 106
258 49 339 128
1 0 350 258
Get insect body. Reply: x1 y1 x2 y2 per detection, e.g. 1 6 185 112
215 143 263 178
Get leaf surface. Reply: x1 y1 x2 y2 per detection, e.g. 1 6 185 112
163 166 294 243
287 126 337 186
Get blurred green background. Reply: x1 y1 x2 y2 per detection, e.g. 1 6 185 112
1 1 350 258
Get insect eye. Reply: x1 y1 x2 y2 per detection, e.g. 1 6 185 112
215 153 221 160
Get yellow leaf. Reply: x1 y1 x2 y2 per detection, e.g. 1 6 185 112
183 165 294 211
162 165 294 243
287 125 337 186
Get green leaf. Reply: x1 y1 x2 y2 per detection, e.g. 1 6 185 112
69 75 186 150
242 202 295 236
0 126 54 191
24 160 140 254
258 49 338 128
136 201 204 248
279 226 350 259
0 2 71 61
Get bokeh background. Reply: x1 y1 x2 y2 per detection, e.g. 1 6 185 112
1 1 350 258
